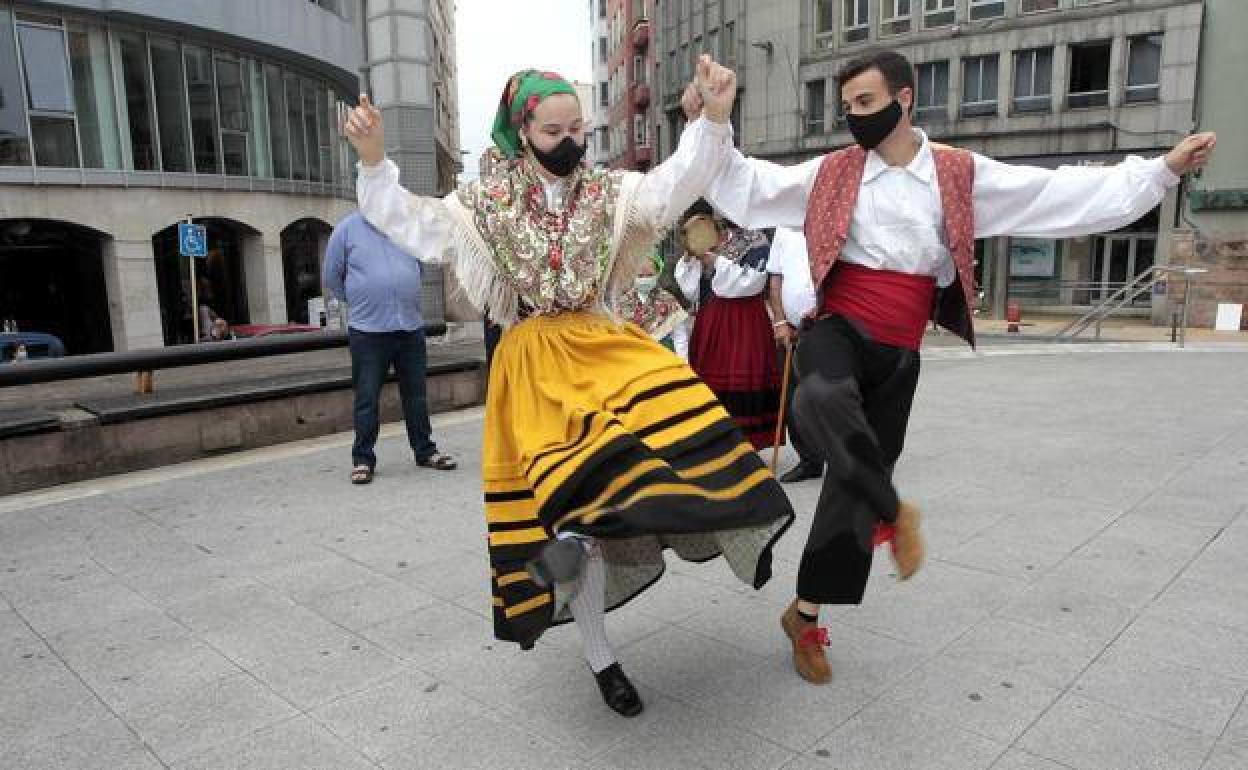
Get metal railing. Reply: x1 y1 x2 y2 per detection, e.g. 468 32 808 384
1054 266 1207 345
0 323 446 389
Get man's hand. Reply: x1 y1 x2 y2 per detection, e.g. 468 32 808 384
687 54 737 124
773 321 797 349
1165 132 1216 175
344 94 385 167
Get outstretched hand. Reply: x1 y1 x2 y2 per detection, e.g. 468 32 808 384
343 94 385 167
682 54 737 124
1165 132 1216 175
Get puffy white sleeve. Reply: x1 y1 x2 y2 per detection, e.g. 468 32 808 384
356 158 456 264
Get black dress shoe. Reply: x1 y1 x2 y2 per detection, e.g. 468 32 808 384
779 460 823 483
594 663 644 717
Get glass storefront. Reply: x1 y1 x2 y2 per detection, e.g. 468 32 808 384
0 1 356 195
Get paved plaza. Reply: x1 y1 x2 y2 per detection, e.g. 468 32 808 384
1 344 1246 769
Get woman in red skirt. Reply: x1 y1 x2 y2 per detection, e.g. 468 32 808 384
675 203 783 450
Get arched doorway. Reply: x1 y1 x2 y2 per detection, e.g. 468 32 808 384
152 218 254 345
0 219 113 355
281 218 333 324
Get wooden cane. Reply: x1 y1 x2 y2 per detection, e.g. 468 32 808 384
769 340 795 473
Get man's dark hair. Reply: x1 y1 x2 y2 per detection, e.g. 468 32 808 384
836 50 915 99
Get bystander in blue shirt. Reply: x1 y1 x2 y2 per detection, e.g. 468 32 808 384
322 211 425 332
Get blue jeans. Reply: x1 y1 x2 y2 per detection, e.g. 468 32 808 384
348 328 437 469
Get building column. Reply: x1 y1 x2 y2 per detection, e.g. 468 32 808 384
101 238 165 350
991 235 1010 319
244 232 287 325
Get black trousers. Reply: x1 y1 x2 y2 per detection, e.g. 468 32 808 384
791 316 921 604
778 346 822 467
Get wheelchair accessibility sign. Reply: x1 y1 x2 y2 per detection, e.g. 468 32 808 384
178 223 207 258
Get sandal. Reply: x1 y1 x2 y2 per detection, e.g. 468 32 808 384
350 465 374 485
415 452 457 471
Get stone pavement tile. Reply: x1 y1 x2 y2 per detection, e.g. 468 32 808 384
978 496 1121 553
1071 647 1247 737
248 551 388 604
765 622 930 698
938 533 1072 583
987 749 1072 770
415 633 589 705
393 547 492 602
624 625 767 704
116 557 257 608
244 631 405 710
48 609 242 715
504 679 677 758
1111 606 1248 680
19 582 161 638
1179 534 1248 589
1225 698 1248 746
801 698 1006 770
309 669 485 762
1042 536 1189 609
942 617 1105 689
1017 694 1215 770
671 654 877 753
1203 741 1248 770
1128 493 1242 529
673 590 809 657
0 655 116 750
997 580 1136 645
880 656 1062 744
1096 510 1223 553
173 715 376 770
124 672 299 765
300 576 440 631
626 568 746 625
583 701 796 770
318 522 454 579
0 548 119 608
359 600 494 665
0 510 58 559
0 712 164 770
379 712 582 770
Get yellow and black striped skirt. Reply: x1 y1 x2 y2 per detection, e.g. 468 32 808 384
484 312 794 648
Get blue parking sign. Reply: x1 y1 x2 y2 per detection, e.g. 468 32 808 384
178 223 207 258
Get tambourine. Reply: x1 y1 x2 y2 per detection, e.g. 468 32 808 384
682 215 720 256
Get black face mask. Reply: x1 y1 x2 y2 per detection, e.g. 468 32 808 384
529 136 588 177
845 100 903 150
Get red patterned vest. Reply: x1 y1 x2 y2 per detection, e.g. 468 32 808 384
804 143 978 347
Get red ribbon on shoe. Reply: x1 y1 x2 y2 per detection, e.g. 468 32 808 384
873 522 897 549
798 626 830 648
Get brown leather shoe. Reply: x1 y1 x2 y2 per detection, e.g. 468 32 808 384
780 601 831 684
891 501 925 580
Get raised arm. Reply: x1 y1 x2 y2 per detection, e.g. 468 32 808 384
345 95 454 263
974 132 1216 239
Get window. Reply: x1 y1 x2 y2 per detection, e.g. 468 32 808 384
914 61 948 123
67 21 122 170
805 79 826 135
246 59 272 179
924 0 955 28
599 36 607 64
634 114 648 147
969 0 1005 20
843 0 869 44
1068 41 1111 108
599 0 607 18
599 81 608 107
680 43 690 80
815 0 836 36
149 37 190 172
302 76 320 182
1020 0 1059 12
215 55 249 176
0 8 32 165
723 21 736 63
634 54 645 85
881 0 911 37
961 54 998 117
184 45 220 174
285 72 306 180
265 64 290 179
116 32 156 171
709 28 719 60
667 50 677 87
596 125 608 158
17 19 79 168
1126 34 1161 103
1012 47 1052 113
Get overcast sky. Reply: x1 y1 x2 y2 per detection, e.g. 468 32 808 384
454 0 594 179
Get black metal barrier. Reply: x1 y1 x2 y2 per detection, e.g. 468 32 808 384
0 324 447 388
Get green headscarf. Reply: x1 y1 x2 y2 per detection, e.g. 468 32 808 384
489 69 578 159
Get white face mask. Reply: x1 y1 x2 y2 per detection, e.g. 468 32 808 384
635 276 658 296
